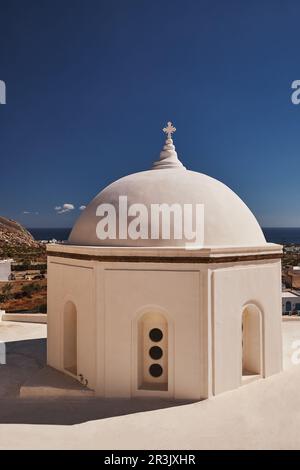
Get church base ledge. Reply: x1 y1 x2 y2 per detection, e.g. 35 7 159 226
47 243 282 264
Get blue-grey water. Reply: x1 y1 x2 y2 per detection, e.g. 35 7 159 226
27 227 300 245
262 228 300 245
28 228 72 241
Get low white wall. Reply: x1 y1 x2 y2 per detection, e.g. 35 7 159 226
1 313 47 324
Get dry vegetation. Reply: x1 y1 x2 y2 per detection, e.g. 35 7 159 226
0 243 47 313
0 279 47 313
0 216 47 312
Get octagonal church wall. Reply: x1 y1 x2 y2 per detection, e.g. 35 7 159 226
47 244 282 400
212 260 282 395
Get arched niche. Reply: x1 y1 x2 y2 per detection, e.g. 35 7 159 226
137 311 168 391
241 304 263 382
63 301 77 376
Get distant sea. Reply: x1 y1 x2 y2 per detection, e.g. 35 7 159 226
262 228 300 245
27 227 300 245
28 228 72 242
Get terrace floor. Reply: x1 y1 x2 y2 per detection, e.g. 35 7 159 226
0 319 299 449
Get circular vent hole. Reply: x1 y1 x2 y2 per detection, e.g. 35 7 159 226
149 364 163 377
149 328 163 342
149 346 163 360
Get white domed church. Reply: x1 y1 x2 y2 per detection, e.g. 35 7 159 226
47 123 282 399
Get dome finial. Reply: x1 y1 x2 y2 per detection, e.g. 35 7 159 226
152 121 186 170
163 121 176 139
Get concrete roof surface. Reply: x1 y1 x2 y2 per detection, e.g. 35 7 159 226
0 320 300 449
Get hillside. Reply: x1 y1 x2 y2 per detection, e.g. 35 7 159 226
0 216 40 253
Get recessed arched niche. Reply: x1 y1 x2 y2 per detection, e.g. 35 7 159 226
137 311 168 391
241 304 263 382
63 301 77 376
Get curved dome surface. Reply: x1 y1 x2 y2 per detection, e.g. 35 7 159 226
69 168 266 248
70 126 265 248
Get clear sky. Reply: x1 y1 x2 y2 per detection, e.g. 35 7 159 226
0 0 299 228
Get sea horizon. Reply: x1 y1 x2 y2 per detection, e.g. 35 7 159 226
26 227 300 245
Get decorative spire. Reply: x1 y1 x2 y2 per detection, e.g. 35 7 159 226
152 121 186 170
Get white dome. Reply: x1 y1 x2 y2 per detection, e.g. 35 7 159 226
69 126 266 248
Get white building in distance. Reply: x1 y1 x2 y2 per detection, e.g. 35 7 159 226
47 123 283 400
282 290 300 314
0 259 12 281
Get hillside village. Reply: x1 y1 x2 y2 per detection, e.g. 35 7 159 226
0 217 47 313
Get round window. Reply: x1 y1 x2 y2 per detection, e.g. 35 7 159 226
149 328 163 342
149 346 163 360
149 363 163 377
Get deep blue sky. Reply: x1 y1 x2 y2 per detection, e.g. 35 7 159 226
0 0 299 228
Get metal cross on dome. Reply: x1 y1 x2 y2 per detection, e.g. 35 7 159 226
163 121 176 139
